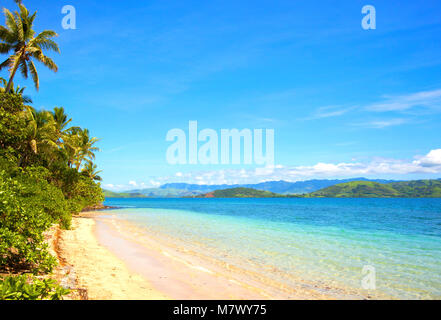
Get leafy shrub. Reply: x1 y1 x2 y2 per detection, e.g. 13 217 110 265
0 275 69 300
0 94 28 157
0 168 57 273
68 176 104 214
17 166 72 229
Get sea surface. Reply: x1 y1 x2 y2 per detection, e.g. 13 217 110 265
103 198 441 299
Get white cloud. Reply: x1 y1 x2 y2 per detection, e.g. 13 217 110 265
149 180 161 187
104 180 160 192
129 181 137 187
156 149 441 185
414 149 441 167
103 149 441 190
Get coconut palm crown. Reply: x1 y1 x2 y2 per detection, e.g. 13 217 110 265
0 3 60 92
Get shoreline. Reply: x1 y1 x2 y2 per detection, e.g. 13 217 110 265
55 210 380 300
54 212 168 300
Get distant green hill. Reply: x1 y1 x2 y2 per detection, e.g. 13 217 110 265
160 178 397 194
193 187 289 198
306 180 441 198
128 187 201 198
388 180 441 198
104 179 441 199
103 189 146 198
103 188 201 198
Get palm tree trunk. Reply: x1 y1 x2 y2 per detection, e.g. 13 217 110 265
5 62 20 93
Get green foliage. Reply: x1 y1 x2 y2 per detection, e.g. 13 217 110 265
68 176 104 214
0 163 65 273
0 3 103 298
0 91 104 275
0 94 27 157
0 275 69 300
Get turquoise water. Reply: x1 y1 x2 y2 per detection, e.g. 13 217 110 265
104 198 441 299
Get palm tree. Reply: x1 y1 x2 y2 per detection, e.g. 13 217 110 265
0 78 32 103
64 127 100 170
0 3 60 92
24 107 57 155
76 128 100 170
81 160 102 181
12 84 32 104
51 107 73 143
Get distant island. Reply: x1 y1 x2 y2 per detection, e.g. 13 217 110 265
105 179 441 198
305 180 441 198
103 177 398 198
190 187 289 198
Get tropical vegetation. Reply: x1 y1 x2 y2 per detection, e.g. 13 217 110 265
0 2 103 300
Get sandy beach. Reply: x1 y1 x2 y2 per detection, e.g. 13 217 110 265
52 211 375 300
53 213 168 300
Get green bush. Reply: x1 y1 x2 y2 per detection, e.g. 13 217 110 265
0 94 28 159
69 176 104 213
0 155 104 274
17 166 72 229
0 275 69 300
0 168 57 273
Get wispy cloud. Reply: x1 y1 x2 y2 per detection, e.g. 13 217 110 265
353 118 409 129
304 105 354 120
304 88 441 128
365 89 441 113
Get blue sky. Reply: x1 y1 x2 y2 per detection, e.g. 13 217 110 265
2 0 441 190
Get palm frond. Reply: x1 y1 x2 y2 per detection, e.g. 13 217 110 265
0 57 11 71
35 30 58 39
28 60 39 90
3 9 18 37
32 37 60 53
0 42 13 54
19 60 28 78
33 52 58 72
0 26 14 42
14 10 24 41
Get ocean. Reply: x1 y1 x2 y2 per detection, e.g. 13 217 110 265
103 198 441 299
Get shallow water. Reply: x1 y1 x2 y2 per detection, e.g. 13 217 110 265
104 198 441 299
